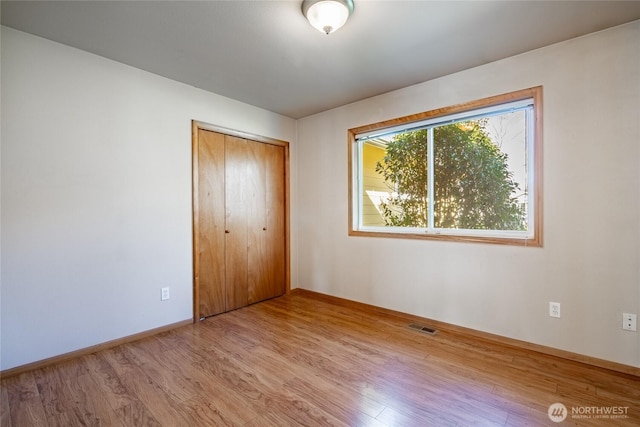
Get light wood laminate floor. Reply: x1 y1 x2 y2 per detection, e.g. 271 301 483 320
2 290 639 426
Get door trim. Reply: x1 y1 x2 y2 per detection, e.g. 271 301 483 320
192 121 291 322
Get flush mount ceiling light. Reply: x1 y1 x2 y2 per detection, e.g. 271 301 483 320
302 0 354 35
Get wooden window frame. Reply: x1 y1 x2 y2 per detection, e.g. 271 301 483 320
348 86 543 247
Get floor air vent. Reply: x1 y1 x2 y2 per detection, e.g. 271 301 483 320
408 323 437 335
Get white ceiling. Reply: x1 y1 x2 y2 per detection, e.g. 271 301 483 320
2 1 640 119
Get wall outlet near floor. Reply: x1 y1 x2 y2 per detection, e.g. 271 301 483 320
549 302 561 318
622 313 637 331
161 287 170 301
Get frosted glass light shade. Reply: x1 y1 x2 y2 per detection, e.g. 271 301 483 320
302 0 354 35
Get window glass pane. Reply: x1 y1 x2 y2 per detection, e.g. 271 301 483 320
361 141 389 226
367 131 429 228
433 112 527 231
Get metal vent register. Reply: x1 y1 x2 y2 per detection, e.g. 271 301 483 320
408 323 438 335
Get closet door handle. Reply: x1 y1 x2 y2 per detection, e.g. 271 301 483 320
225 230 230 234
262 227 267 231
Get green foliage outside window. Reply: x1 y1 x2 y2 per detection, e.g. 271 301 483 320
375 121 525 231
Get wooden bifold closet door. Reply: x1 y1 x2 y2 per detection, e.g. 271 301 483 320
194 125 287 320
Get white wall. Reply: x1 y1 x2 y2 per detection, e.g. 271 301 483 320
297 21 640 367
0 27 297 371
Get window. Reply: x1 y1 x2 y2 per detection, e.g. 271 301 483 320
348 87 542 246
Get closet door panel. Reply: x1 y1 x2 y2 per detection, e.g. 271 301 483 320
197 130 226 318
259 143 286 301
224 136 249 310
247 141 269 304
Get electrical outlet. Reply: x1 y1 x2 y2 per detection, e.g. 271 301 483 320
161 287 170 301
622 313 637 331
549 302 561 318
